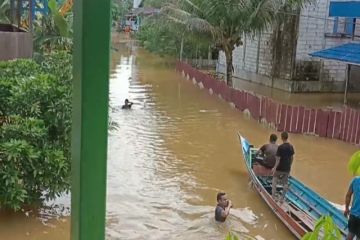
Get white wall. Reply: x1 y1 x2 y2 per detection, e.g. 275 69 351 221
133 0 142 8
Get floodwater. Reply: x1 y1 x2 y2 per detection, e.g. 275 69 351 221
1 34 358 240
231 78 360 110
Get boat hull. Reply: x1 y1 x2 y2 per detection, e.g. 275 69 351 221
238 134 348 239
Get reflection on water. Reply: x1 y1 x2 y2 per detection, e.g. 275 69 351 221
0 34 358 240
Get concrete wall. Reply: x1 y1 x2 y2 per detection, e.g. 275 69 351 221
0 24 33 61
217 0 360 92
295 0 360 92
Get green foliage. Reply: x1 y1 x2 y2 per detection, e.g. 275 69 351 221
112 0 132 26
33 0 73 54
0 52 72 211
136 18 212 58
225 232 240 240
112 2 121 24
144 0 165 8
159 0 310 86
48 0 70 37
348 151 360 176
0 0 11 23
301 216 342 240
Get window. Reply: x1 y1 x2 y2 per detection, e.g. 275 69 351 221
333 17 356 36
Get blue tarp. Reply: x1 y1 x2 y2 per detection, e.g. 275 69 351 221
309 43 360 65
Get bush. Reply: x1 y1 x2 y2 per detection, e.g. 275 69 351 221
0 52 72 210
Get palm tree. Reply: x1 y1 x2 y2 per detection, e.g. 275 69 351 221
0 0 11 23
162 0 309 87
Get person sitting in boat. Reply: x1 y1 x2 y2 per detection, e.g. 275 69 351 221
271 132 295 202
344 176 360 239
122 99 133 109
215 192 232 222
254 134 278 169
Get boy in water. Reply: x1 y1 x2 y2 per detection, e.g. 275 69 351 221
215 192 232 222
122 99 133 109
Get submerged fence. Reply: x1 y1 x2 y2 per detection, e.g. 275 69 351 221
176 62 360 145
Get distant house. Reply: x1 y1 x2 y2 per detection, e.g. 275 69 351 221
217 0 360 93
123 7 160 32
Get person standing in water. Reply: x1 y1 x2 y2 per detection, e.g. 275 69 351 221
215 192 232 222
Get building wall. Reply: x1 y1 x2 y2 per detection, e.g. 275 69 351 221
133 0 142 8
218 15 299 91
218 0 360 92
295 0 360 91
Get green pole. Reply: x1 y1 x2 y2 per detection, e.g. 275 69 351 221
71 0 111 238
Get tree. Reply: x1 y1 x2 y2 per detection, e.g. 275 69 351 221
136 17 212 59
0 0 11 23
162 0 309 87
0 52 72 211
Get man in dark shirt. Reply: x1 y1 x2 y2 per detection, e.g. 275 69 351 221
254 134 278 169
214 192 232 222
271 132 295 202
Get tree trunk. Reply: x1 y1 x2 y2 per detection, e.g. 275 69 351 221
225 49 233 87
208 45 212 66
180 35 184 61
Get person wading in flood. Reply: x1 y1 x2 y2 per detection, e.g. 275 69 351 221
344 176 360 239
271 131 295 203
215 192 232 222
122 99 133 109
254 134 278 169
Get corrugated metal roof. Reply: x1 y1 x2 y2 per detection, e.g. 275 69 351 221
309 43 360 65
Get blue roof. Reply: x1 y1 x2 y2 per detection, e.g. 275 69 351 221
309 43 360 65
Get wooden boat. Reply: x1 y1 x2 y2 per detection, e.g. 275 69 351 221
238 134 348 239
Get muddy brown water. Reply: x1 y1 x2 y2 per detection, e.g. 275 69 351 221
1 35 358 240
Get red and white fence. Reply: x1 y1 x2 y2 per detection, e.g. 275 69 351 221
176 62 360 145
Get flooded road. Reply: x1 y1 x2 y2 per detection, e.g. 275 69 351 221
105 37 358 239
0 35 358 239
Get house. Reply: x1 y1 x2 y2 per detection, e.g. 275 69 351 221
123 7 159 32
217 0 360 93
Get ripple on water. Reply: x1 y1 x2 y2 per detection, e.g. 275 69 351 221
105 44 268 240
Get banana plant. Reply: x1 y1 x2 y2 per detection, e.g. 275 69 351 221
225 232 239 240
301 216 342 240
33 0 73 53
48 0 70 37
348 150 360 176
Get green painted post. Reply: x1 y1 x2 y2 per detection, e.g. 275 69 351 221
71 0 111 239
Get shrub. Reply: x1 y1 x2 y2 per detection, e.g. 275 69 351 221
0 52 72 210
